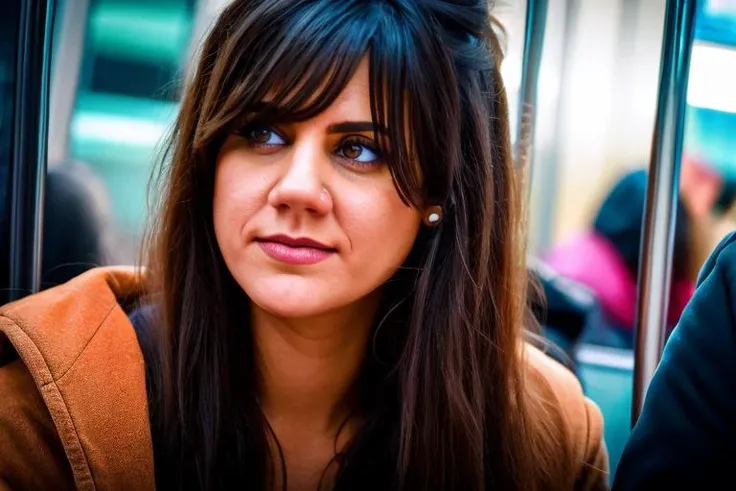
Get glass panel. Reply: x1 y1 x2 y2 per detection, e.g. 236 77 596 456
44 0 197 289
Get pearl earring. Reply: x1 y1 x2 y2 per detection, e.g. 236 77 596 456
423 205 443 227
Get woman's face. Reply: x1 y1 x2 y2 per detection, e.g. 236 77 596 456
213 59 422 319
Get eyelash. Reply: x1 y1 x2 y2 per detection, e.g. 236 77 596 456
235 123 384 171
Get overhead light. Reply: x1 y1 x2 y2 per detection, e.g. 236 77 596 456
71 112 171 147
687 43 736 113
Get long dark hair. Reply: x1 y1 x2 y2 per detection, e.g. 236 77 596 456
141 1 564 489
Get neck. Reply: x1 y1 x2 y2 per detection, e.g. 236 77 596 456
252 293 379 434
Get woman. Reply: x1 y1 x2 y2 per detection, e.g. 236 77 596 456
0 1 608 490
544 169 696 349
41 159 111 289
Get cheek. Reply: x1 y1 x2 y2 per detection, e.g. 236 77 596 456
213 153 266 246
339 185 421 266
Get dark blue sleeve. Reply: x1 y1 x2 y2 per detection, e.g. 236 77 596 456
128 304 158 360
613 232 736 490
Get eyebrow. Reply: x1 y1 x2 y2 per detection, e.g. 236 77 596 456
245 102 390 136
327 121 388 135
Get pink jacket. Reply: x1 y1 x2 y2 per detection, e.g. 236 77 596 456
545 232 694 331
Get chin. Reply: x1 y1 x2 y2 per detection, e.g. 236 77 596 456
248 293 336 319
242 277 341 319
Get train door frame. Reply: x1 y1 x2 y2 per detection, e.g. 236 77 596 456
3 0 55 304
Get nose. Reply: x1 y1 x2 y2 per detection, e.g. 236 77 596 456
267 142 332 216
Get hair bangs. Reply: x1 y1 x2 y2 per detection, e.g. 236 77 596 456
196 1 381 149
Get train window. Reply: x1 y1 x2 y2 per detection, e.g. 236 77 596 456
44 0 200 287
81 0 194 102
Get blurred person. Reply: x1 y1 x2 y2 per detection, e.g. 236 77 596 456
544 169 694 348
711 188 736 251
544 157 724 349
41 159 111 289
0 2 608 490
0 158 111 296
682 105 736 264
612 230 736 489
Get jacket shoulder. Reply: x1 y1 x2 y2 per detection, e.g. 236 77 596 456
525 344 610 490
0 357 76 490
697 230 736 286
0 266 141 381
613 231 736 489
0 267 155 491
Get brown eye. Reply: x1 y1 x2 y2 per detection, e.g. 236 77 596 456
342 142 363 160
335 138 382 170
238 123 286 146
251 127 271 143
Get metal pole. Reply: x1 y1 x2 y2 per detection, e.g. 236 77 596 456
8 0 55 300
632 0 697 427
514 0 549 178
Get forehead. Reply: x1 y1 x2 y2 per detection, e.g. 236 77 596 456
261 57 373 124
316 59 371 122
330 59 370 108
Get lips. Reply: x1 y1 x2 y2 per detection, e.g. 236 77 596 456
255 234 337 265
257 234 335 250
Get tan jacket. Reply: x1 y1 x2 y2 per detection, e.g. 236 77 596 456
0 267 609 490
